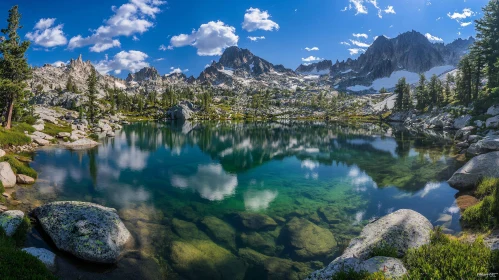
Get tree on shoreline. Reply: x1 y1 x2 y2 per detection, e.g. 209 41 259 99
86 67 98 123
0 6 31 129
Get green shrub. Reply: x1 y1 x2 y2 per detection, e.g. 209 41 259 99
0 180 4 193
21 116 37 125
42 122 71 137
462 178 499 230
476 177 499 199
404 231 495 279
368 242 399 258
0 154 38 179
0 227 57 280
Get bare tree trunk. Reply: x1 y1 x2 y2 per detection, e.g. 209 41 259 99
4 99 14 130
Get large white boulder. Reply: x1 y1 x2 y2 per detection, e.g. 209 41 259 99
453 115 472 130
63 138 99 150
486 115 499 129
0 162 17 188
448 151 499 190
33 201 131 263
308 209 430 279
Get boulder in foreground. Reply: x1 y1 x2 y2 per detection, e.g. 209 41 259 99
0 210 25 236
33 201 131 263
448 151 499 190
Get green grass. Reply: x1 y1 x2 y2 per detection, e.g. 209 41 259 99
0 180 4 193
403 228 498 279
42 122 71 137
0 224 57 280
368 242 399 258
0 154 37 179
0 124 32 147
462 177 499 230
331 269 387 280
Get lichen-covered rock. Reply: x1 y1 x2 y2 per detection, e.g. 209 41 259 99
0 162 16 188
0 210 24 237
234 212 277 231
486 115 499 129
453 115 471 130
33 201 131 263
169 240 247 280
16 174 35 185
448 152 499 190
283 217 337 260
172 218 208 240
201 216 236 250
22 247 57 272
340 209 432 260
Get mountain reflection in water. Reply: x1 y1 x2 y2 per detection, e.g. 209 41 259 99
17 121 463 280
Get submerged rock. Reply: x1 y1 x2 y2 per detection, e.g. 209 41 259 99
172 218 208 240
234 212 278 231
456 195 479 211
448 151 499 190
33 201 131 263
22 247 57 272
283 217 337 260
201 216 236 250
169 240 247 280
240 232 276 256
0 210 24 236
0 162 17 188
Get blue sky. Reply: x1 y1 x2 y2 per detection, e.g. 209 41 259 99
0 0 489 78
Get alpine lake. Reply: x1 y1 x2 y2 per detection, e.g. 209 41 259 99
11 121 465 280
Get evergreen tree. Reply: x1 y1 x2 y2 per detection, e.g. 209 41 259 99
475 0 499 89
443 74 453 105
428 74 443 107
394 77 408 111
0 6 31 129
86 67 98 123
415 74 428 110
457 55 473 104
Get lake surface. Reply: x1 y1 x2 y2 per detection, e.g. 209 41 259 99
17 121 464 279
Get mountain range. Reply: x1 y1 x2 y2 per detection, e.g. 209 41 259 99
29 30 474 107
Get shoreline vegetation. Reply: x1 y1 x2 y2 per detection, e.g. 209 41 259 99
0 0 498 279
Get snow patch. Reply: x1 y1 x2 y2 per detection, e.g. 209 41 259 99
347 65 455 92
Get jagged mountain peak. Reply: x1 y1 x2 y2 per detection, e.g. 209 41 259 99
126 67 160 82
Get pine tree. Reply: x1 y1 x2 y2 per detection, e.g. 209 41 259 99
415 74 428 110
0 6 31 129
475 0 499 89
86 67 98 123
394 77 408 111
457 55 473 104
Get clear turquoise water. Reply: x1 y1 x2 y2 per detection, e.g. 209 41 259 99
21 121 463 279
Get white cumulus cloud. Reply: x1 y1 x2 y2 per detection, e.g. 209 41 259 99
68 0 166 52
25 18 67 48
447 8 474 20
248 36 265 42
51 61 67 67
344 1 395 18
170 21 239 56
384 6 395 14
242 7 279 32
349 48 366 55
95 50 149 74
305 47 319 51
353 33 368 39
349 39 371 48
302 56 323 62
425 33 443 42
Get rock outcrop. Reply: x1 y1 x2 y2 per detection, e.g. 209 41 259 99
448 151 499 190
22 247 57 272
33 201 131 263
